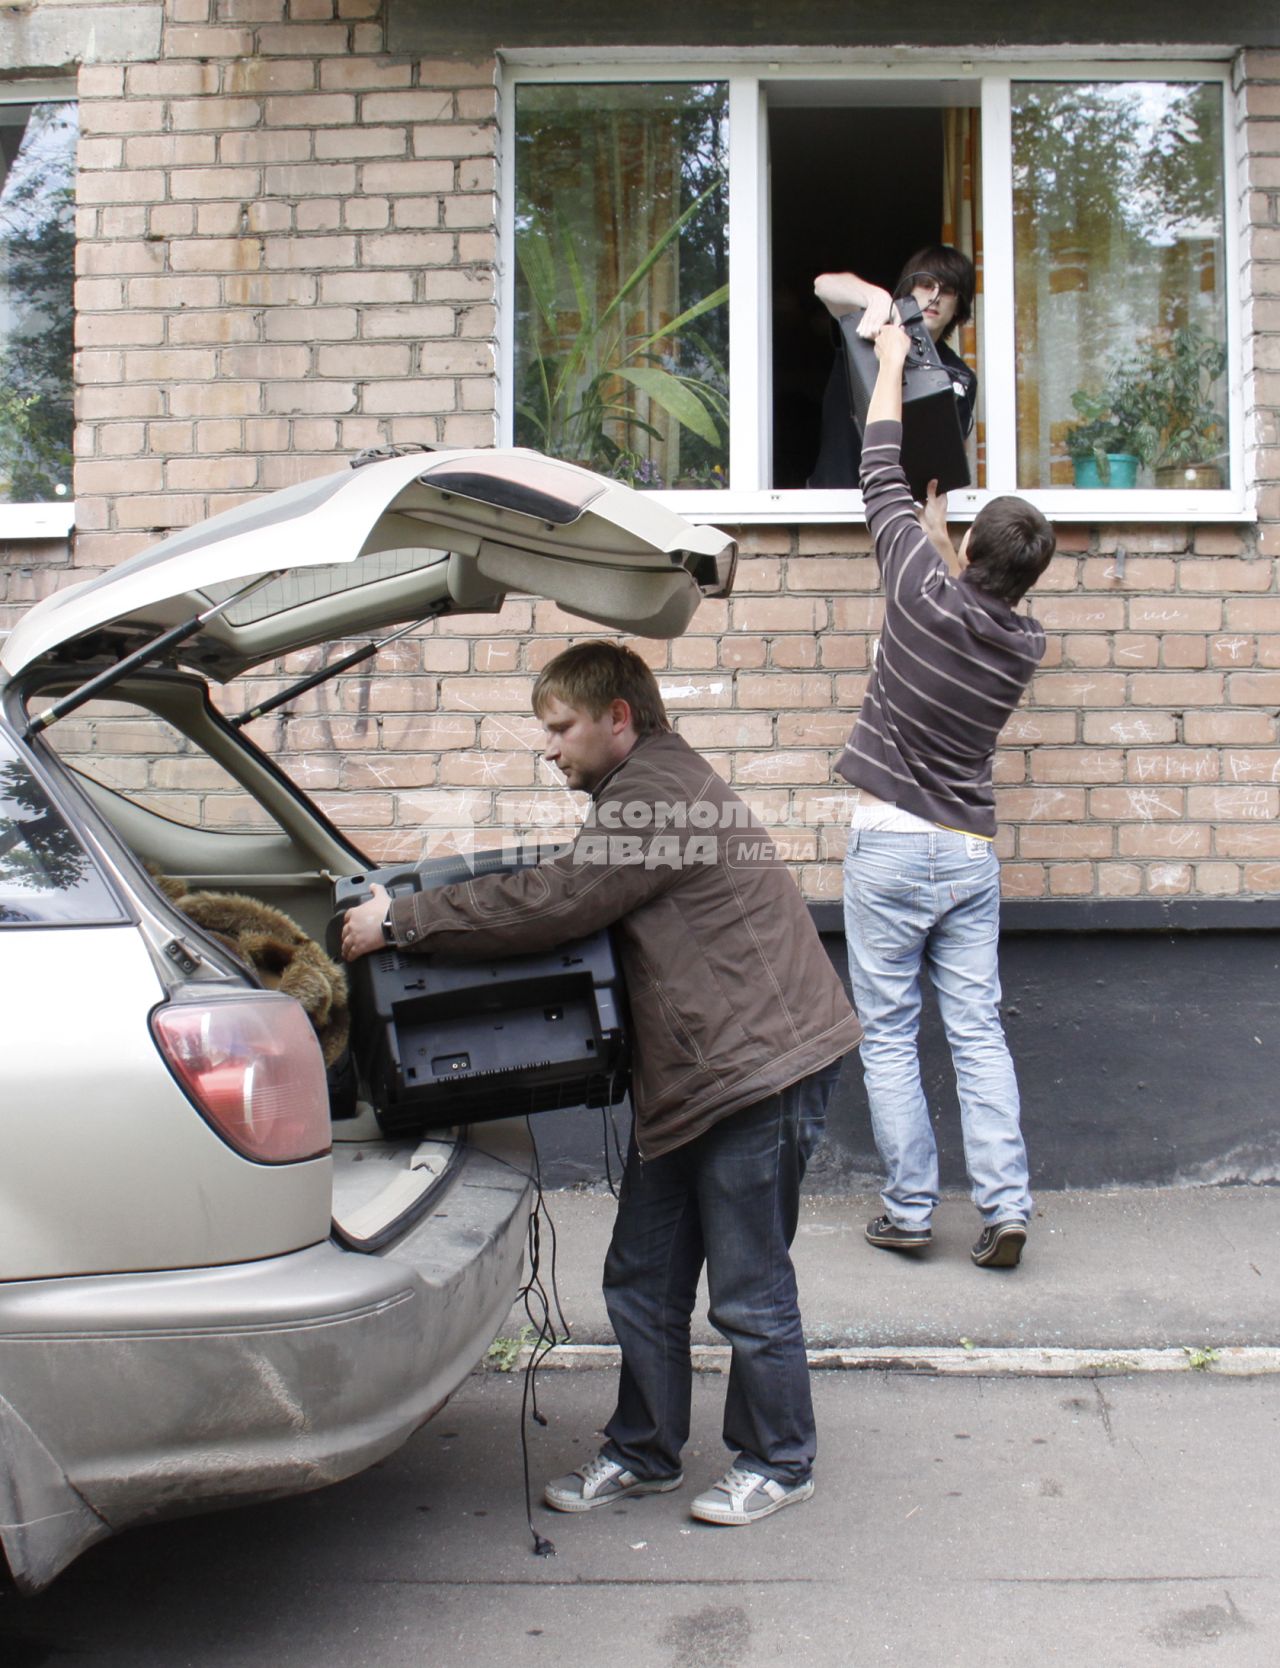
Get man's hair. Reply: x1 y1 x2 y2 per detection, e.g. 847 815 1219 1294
965 496 1056 604
893 243 976 341
532 641 671 736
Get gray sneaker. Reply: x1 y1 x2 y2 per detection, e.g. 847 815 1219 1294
690 1465 814 1526
865 1214 931 1251
971 1219 1028 1268
544 1451 683 1513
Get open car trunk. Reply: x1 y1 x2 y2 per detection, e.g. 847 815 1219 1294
5 446 734 1252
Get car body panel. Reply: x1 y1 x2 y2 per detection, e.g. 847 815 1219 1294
0 1117 532 1593
1 448 736 682
0 927 333 1280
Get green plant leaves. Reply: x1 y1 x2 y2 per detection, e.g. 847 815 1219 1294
613 367 722 445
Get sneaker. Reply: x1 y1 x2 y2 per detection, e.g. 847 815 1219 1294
690 1465 814 1526
865 1214 932 1251
543 1451 683 1513
971 1220 1028 1268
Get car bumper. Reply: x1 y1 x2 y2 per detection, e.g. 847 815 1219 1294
0 1120 533 1593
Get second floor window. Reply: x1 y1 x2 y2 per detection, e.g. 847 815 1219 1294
503 63 1239 521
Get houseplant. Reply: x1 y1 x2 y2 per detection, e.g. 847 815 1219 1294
1134 324 1228 489
514 180 729 487
1064 363 1147 488
1066 325 1228 491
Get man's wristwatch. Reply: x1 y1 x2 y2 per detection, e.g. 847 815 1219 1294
380 906 396 948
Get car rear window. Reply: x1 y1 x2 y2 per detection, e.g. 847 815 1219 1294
0 735 122 925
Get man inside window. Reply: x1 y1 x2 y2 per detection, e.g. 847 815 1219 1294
342 642 861 1524
809 244 977 489
839 319 1055 1269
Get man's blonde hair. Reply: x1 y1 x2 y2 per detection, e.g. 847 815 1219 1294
532 642 671 737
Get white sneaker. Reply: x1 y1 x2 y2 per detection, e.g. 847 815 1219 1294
690 1464 814 1526
544 1451 683 1513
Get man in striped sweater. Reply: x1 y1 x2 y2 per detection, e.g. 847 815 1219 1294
839 319 1055 1269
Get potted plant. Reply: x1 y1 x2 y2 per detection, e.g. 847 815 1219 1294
1134 324 1228 489
1066 325 1228 492
514 181 729 484
1064 366 1146 489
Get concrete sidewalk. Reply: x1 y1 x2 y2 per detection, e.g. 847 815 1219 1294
504 1184 1280 1369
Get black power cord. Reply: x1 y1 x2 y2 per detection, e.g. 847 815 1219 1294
512 1117 571 1557
487 1103 629 1556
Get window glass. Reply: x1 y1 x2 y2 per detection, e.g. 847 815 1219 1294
0 737 119 924
56 702 280 834
513 82 729 490
0 100 77 506
1012 82 1228 491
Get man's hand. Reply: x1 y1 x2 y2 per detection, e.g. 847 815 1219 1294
813 272 893 329
854 284 895 339
872 320 911 368
917 479 964 573
341 881 391 962
866 321 911 427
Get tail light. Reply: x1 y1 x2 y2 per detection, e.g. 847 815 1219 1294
151 993 332 1164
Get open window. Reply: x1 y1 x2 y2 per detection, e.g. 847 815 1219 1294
767 83 982 490
502 61 1242 523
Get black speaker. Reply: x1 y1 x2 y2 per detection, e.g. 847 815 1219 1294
330 848 629 1136
839 295 971 500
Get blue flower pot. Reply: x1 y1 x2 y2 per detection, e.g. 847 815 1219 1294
1072 453 1140 490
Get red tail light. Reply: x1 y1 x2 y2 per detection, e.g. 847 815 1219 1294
152 994 332 1164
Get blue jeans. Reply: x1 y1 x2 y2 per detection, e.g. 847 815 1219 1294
842 829 1032 1229
601 1065 839 1487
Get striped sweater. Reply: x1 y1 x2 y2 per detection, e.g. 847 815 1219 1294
836 420 1046 839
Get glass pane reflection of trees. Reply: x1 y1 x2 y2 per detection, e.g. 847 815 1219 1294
0 753 116 923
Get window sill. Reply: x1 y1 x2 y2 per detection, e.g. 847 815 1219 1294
650 487 1255 526
0 503 75 540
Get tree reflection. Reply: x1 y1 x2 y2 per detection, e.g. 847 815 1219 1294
0 101 77 504
0 758 91 898
1014 83 1223 258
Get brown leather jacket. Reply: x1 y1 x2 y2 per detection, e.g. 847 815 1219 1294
388 731 861 1158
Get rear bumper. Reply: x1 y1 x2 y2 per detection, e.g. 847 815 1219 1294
0 1120 533 1592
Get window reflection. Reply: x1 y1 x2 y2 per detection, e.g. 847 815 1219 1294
1013 82 1228 490
0 100 77 506
0 755 117 922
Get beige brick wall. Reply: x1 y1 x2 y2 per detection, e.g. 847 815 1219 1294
6 17 1280 908
204 517 1280 906
72 0 498 566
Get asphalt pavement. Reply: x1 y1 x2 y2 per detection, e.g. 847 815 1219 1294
5 1369 1276 1667
5 1182 1277 1664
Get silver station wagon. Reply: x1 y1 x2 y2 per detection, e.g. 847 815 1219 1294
0 446 735 1591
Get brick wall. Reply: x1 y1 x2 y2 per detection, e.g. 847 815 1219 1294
72 0 499 569
8 11 1280 905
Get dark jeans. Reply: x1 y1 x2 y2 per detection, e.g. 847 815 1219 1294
601 1062 840 1487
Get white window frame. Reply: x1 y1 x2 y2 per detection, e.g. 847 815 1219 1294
0 80 77 541
499 55 1247 525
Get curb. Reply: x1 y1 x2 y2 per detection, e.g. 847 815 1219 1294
493 1343 1280 1377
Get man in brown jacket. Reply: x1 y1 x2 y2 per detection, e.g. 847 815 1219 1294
342 641 860 1527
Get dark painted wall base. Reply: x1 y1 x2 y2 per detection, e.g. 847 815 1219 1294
526 922 1280 1192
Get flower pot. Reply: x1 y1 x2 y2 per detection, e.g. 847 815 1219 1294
1154 463 1223 490
1072 453 1140 490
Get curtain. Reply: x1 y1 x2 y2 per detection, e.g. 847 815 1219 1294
942 108 984 488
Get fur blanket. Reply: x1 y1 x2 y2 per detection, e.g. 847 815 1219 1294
156 875 349 1067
